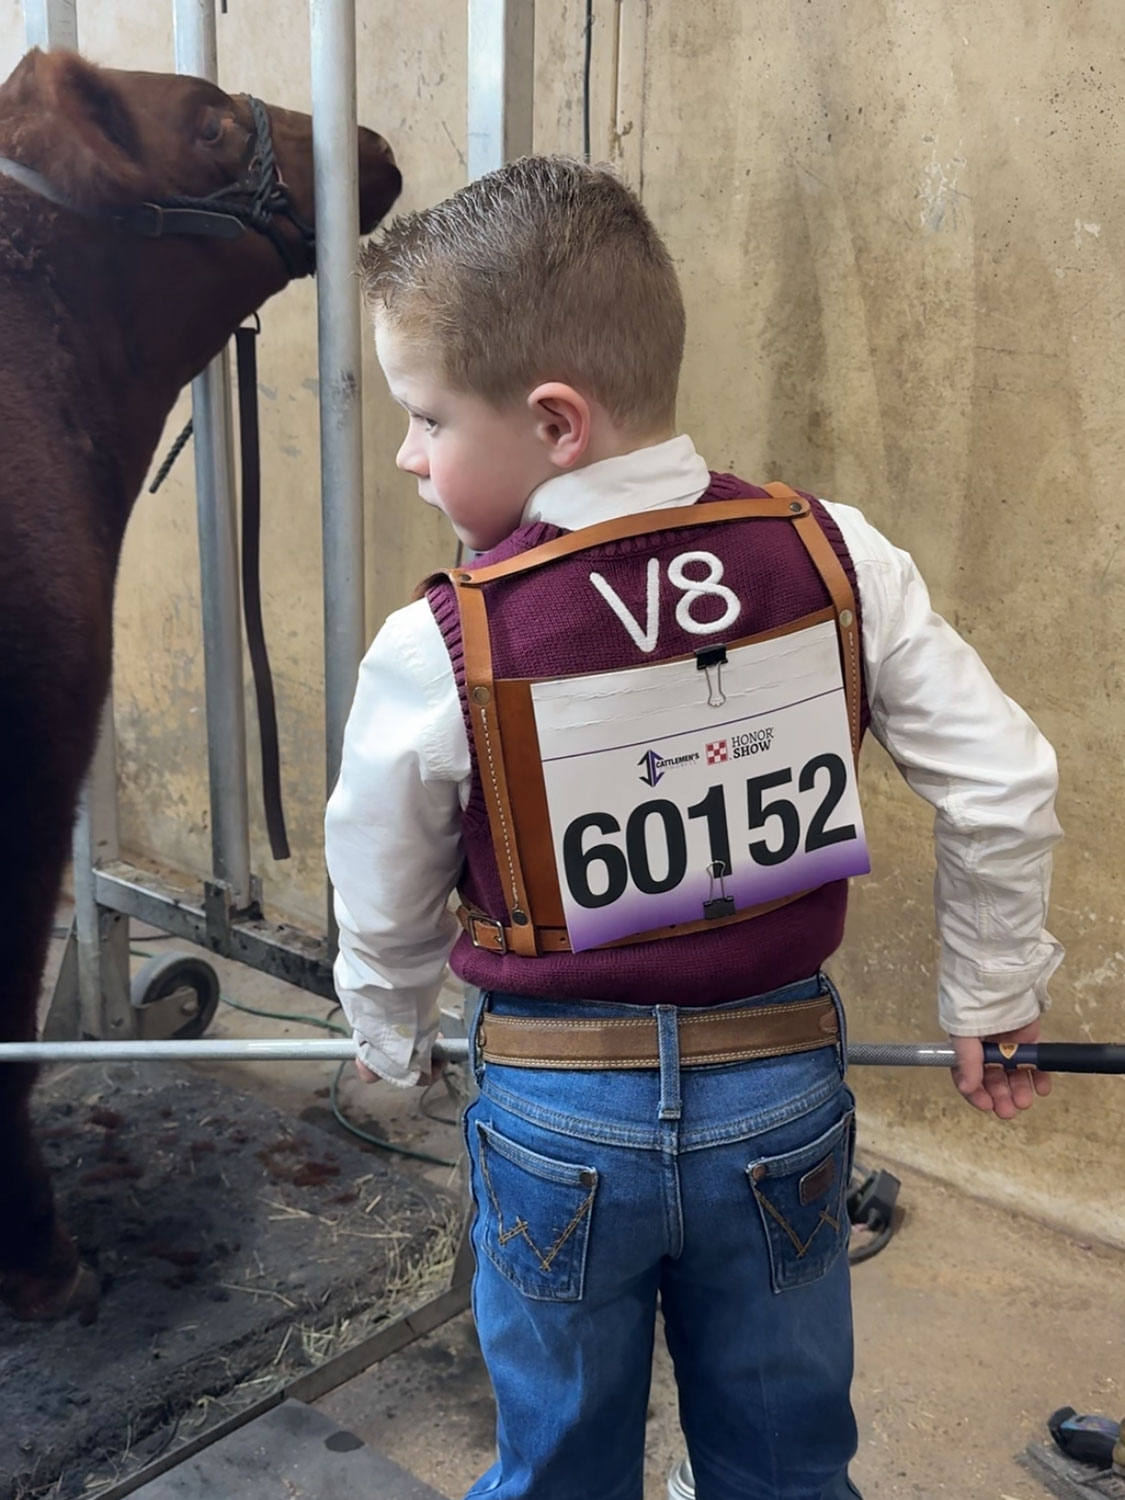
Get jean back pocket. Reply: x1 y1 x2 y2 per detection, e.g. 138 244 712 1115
747 1107 855 1292
472 1119 598 1302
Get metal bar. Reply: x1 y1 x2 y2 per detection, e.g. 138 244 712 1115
49 696 132 1042
71 699 132 1036
87 1263 472 1500
173 0 253 910
41 923 81 1041
467 0 535 180
311 0 364 945
1 1039 370 1062
94 861 334 999
287 1274 473 1403
23 0 78 48
7 1039 1125 1069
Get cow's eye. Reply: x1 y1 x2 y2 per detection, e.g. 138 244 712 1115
199 107 225 145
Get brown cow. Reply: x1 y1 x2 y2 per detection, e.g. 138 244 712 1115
0 49 401 1321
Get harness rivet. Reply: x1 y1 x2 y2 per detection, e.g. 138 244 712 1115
459 572 473 583
839 609 854 628
789 500 802 513
471 685 491 705
511 909 529 926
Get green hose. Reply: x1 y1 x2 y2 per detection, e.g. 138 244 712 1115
130 948 457 1169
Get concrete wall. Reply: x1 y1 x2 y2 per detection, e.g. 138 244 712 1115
627 0 1125 1245
4 0 1123 1242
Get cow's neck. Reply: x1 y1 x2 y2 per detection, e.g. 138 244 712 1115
48 219 286 516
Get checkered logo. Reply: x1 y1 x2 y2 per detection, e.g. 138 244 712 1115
706 740 728 765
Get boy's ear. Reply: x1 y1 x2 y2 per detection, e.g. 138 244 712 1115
528 383 590 470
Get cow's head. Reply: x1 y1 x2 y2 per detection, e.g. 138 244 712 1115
0 50 402 287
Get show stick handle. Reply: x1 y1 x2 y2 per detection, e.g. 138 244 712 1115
983 1042 1125 1074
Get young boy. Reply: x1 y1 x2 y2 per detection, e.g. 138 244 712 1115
325 156 1062 1500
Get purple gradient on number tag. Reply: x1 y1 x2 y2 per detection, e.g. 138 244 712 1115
565 836 870 953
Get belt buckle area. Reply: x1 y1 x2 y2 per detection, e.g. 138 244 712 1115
467 912 507 954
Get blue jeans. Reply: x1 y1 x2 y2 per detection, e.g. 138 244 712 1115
462 975 863 1500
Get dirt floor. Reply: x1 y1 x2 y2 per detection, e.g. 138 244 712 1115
22 918 1125 1499
1 1057 456 1500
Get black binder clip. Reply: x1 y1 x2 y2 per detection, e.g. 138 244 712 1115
695 644 728 708
703 861 736 920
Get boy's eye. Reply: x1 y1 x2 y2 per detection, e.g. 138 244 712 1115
422 417 438 435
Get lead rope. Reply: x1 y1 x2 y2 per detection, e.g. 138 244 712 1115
147 318 290 861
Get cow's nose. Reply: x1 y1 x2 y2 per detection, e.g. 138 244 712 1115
360 126 395 167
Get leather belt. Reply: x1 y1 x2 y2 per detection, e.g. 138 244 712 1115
476 996 840 1070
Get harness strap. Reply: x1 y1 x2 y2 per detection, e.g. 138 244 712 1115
0 97 312 274
117 203 247 240
0 156 72 206
448 491 864 956
763 483 862 765
457 585 538 955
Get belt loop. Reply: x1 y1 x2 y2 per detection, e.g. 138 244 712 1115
467 986 489 1087
655 1006 682 1121
819 972 848 1077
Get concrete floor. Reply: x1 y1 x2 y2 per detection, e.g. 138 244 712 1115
38 919 1125 1498
313 1169 1125 1500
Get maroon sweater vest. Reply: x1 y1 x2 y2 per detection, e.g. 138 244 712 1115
427 473 870 1006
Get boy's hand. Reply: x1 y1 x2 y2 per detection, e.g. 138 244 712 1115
950 1019 1051 1118
354 1054 446 1087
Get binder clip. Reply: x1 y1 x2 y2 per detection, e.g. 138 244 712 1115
695 644 727 708
703 861 735 920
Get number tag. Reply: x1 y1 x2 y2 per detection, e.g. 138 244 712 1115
530 619 870 953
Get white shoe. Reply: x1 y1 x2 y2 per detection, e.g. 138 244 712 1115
667 1456 695 1500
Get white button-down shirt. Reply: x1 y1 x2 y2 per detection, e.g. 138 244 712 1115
325 436 1062 1084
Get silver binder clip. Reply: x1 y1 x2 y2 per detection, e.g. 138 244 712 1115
695 644 728 708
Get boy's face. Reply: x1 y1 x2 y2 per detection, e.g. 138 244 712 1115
375 315 554 553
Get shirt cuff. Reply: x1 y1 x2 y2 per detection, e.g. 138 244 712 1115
938 932 1063 1036
354 1030 433 1088
337 981 441 1087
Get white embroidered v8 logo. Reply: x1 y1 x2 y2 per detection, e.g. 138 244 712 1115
589 551 741 653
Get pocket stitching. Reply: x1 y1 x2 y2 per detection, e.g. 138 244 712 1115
478 1132 596 1274
747 1104 854 1291
751 1183 842 1259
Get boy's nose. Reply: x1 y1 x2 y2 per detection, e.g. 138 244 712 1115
396 433 429 478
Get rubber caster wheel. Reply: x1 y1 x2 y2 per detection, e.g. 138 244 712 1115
130 952 220 1040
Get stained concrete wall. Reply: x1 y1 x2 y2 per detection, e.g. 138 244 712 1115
626 0 1125 1245
3 0 1123 1242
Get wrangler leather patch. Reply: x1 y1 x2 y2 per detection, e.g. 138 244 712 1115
799 1153 836 1205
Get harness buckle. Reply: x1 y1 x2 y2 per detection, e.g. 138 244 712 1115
466 912 508 955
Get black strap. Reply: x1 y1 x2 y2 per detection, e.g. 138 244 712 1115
235 324 290 861
117 204 247 240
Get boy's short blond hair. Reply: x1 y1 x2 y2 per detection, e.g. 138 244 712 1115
359 155 684 433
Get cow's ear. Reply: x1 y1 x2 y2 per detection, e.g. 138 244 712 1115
36 51 146 209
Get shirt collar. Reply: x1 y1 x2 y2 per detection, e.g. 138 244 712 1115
520 434 711 531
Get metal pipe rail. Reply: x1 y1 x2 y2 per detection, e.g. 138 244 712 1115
174 0 254 910
5 1039 1125 1071
311 0 366 934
